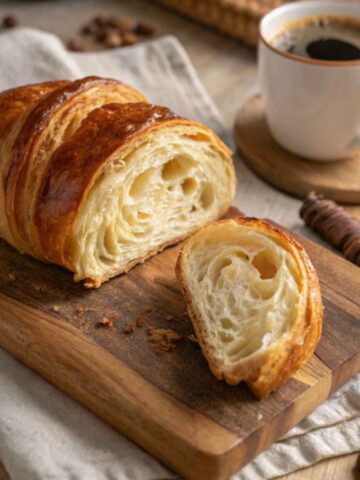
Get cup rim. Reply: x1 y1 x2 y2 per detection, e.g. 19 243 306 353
259 1 360 67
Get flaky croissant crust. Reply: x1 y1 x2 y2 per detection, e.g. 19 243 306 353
0 77 235 286
176 218 323 398
0 76 146 256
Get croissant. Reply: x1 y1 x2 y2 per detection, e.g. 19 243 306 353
176 218 323 398
0 77 235 287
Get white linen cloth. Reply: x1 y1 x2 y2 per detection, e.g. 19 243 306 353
0 28 358 480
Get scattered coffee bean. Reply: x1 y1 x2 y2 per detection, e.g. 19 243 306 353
78 15 155 51
94 15 106 28
2 15 18 29
66 39 84 52
122 32 138 46
81 23 96 35
103 17 117 29
93 15 116 29
95 29 108 43
134 22 155 36
117 18 135 34
104 31 123 48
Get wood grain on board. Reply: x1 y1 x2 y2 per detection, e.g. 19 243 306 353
0 207 359 480
234 95 360 206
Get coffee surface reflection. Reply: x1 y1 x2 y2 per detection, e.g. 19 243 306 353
270 16 360 61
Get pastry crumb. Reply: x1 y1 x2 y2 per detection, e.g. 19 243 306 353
75 306 85 315
187 333 198 344
122 320 135 334
8 273 16 281
135 316 145 328
51 305 60 313
144 306 153 313
147 327 182 353
165 314 173 321
96 317 113 328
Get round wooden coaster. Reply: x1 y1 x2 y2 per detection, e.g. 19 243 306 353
234 95 360 205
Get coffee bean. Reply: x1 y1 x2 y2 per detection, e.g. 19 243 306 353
104 31 123 48
78 14 155 50
94 15 117 29
117 19 135 34
134 22 154 35
121 32 138 46
105 18 117 29
66 39 84 52
94 15 106 27
81 23 96 35
95 29 108 43
2 15 18 29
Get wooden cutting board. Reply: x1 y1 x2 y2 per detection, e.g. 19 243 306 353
0 207 359 480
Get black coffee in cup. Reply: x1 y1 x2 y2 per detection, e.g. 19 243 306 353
270 15 360 61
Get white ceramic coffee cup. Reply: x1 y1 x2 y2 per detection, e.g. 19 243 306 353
259 1 360 161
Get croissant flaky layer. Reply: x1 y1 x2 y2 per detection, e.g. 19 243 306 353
176 218 323 398
0 77 235 286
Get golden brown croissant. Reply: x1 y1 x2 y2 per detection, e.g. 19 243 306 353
0 77 235 287
176 218 323 398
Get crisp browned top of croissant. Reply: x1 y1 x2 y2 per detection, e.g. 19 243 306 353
1 76 147 255
35 103 179 266
0 76 235 286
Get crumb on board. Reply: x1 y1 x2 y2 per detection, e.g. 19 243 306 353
7 273 16 281
122 320 135 334
187 334 198 344
144 306 153 313
96 317 113 328
51 305 60 313
75 306 85 315
147 326 183 353
165 314 174 321
135 316 145 328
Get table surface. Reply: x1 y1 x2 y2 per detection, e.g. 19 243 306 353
0 1 358 479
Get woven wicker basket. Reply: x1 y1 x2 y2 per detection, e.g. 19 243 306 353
151 0 303 46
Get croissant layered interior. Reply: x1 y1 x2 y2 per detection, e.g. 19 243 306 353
185 225 302 360
71 125 233 285
176 219 323 397
0 77 147 257
0 77 235 286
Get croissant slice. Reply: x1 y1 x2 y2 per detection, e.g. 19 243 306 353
0 76 146 255
176 218 323 398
